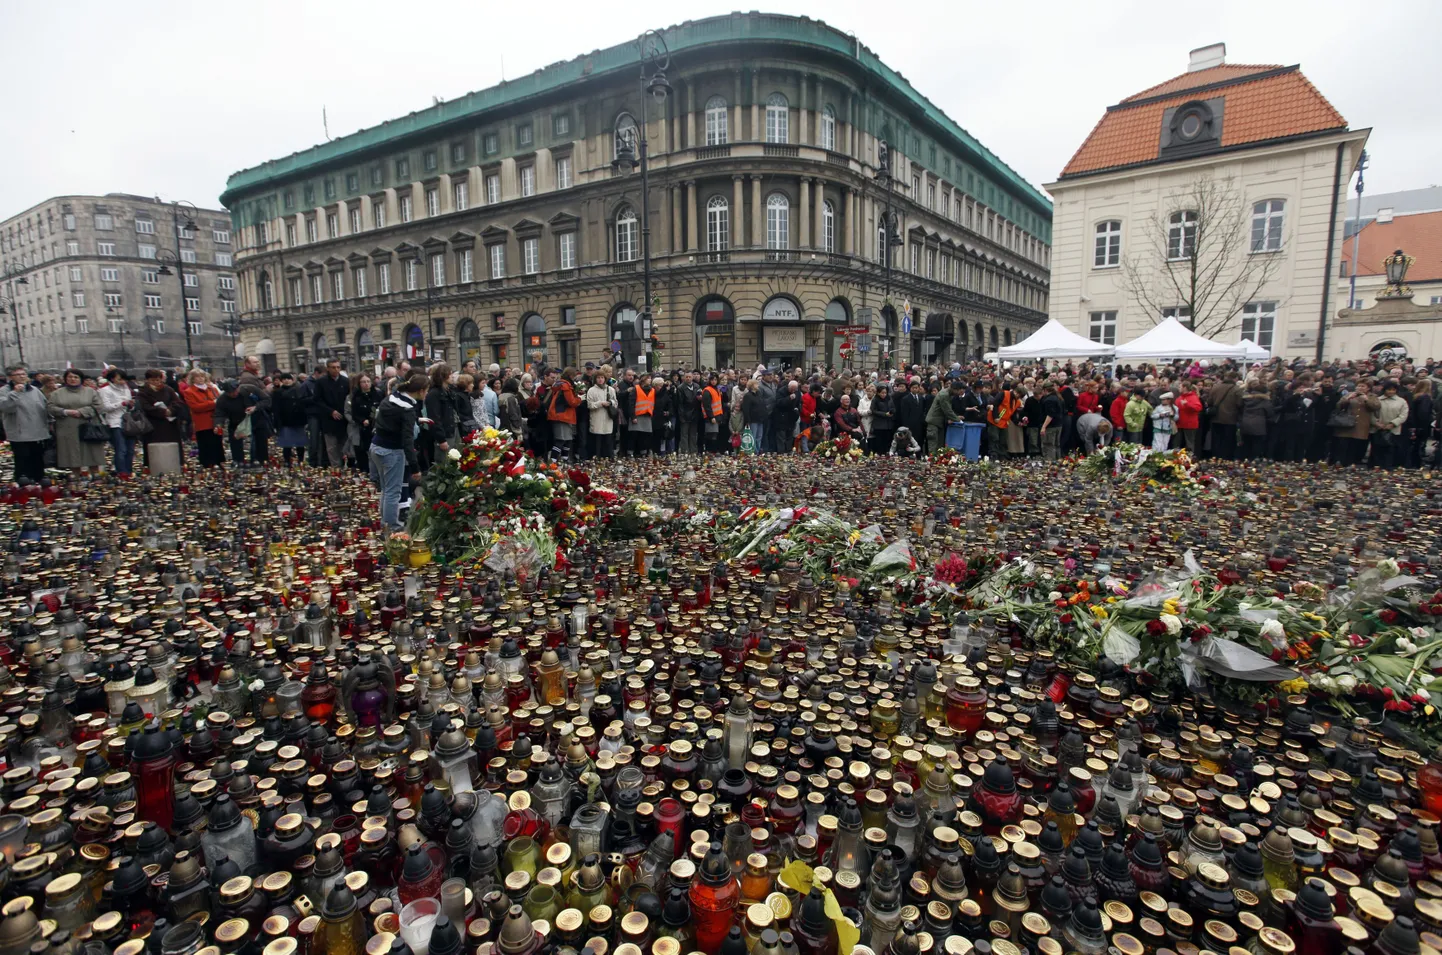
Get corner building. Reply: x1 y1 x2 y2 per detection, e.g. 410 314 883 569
221 13 1051 375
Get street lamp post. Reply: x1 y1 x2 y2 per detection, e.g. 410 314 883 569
159 200 199 368
612 29 672 373
873 140 902 371
0 266 28 365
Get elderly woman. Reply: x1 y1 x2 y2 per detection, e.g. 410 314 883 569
181 369 223 468
48 369 106 472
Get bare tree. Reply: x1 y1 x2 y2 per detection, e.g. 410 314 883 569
1119 176 1285 339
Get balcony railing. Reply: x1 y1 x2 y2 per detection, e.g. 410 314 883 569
764 250 797 262
763 144 800 158
695 145 731 160
697 251 730 264
609 262 638 274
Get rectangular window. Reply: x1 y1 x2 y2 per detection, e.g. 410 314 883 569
453 180 469 211
562 305 576 326
221 299 236 313
332 271 344 300
1250 199 1285 253
133 243 155 260
152 319 165 335
142 269 159 284
306 217 318 243
373 202 386 230
553 114 570 137
909 242 919 274
327 212 339 238
213 229 230 244
399 194 412 223
554 157 572 190
64 214 75 230
519 166 535 197
287 223 298 246
349 206 361 234
485 175 500 204
189 320 203 336
405 259 419 291
423 150 437 172
97 242 115 256
1167 211 1197 260
458 248 474 282
177 224 194 239
431 254 445 287
927 183 936 210
1094 220 1122 268
66 240 79 256
377 262 391 294
104 292 123 308
353 267 367 297
1088 310 1117 346
558 232 576 270
69 266 82 282
290 277 304 304
1240 301 1276 349
311 274 324 303
396 158 410 179
180 249 196 264
450 142 466 164
517 124 533 148
346 173 359 193
218 252 235 267
927 249 938 280
1161 305 1194 328
523 238 539 274
95 214 113 230
426 189 439 217
483 132 499 155
107 318 123 333
73 291 85 307
183 273 198 287
135 219 155 235
76 318 88 334
371 165 384 187
100 267 119 282
489 244 505 278
218 276 234 291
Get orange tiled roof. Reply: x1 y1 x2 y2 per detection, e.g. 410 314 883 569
1060 65 1348 179
1341 210 1442 283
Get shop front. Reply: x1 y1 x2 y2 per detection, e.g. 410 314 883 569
759 296 805 370
694 297 735 371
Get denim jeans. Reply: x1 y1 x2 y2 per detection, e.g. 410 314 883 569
748 421 766 451
369 444 407 530
109 427 134 476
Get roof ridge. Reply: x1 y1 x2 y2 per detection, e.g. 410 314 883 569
1119 63 1285 104
1113 65 1297 110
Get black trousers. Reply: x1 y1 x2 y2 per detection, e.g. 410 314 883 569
1209 423 1238 460
228 437 247 464
196 431 224 467
10 441 45 482
590 432 616 458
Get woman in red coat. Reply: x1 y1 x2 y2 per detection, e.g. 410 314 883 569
1108 389 1129 432
1174 381 1204 453
1075 381 1101 416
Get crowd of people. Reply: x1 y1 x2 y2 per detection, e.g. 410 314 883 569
0 350 1435 519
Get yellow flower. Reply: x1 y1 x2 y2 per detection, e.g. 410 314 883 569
482 427 501 441
1091 606 1109 619
1279 678 1308 694
849 530 861 544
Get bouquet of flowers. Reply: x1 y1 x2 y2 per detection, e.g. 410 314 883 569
812 432 864 461
1077 443 1205 489
931 447 967 466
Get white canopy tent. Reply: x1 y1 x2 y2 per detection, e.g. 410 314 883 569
994 319 1115 360
1238 339 1271 361
1114 317 1251 361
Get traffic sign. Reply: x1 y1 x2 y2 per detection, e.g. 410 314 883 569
836 325 870 335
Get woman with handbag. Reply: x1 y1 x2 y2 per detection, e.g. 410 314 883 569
1330 380 1378 466
47 369 106 473
98 368 135 477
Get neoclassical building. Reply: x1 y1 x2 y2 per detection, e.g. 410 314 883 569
220 13 1050 375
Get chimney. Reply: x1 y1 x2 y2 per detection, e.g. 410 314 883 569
1188 42 1226 72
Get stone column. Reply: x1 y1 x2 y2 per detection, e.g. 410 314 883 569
686 82 696 150
751 70 761 142
468 167 482 209
438 174 453 215
671 186 682 255
732 176 744 249
842 187 854 256
751 176 763 247
733 73 743 143
814 181 825 252
360 195 373 233
798 178 811 249
799 73 810 146
686 180 698 253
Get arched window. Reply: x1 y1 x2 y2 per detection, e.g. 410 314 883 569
1251 199 1285 252
614 113 637 161
704 96 728 146
820 105 837 151
706 195 729 252
258 270 274 309
456 320 479 364
957 322 969 348
610 303 639 347
614 205 639 263
765 93 789 144
356 327 376 366
1004 328 1012 346
1167 210 1198 260
521 313 547 365
989 326 999 350
821 200 835 253
877 224 887 263
313 332 332 362
404 323 425 360
765 193 789 250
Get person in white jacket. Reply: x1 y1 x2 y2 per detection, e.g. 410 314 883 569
585 371 618 459
97 368 136 476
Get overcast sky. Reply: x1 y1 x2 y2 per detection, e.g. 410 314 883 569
3 0 1438 218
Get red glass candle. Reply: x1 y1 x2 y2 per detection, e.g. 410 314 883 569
654 797 686 858
130 724 177 834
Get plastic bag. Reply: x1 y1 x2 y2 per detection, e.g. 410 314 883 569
870 539 916 577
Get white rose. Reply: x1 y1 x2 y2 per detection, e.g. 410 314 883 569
447 448 462 461
1160 613 1182 635
1048 591 1062 602
1337 674 1358 692
1259 618 1287 649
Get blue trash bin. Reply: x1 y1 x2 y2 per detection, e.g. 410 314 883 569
945 422 967 450
961 422 985 461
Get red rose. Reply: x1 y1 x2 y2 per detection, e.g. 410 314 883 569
1060 614 1074 625
1383 687 1394 699
1379 609 1399 624
1146 620 1167 636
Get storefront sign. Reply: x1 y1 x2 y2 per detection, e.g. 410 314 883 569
762 297 801 322
764 326 806 352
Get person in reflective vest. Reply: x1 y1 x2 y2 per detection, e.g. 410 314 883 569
629 381 655 457
702 378 725 453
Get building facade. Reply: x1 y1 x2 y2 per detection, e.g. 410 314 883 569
219 13 1051 377
0 194 240 371
1046 44 1368 360
1330 203 1442 359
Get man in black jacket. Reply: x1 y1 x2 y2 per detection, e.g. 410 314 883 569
371 372 428 532
676 372 702 455
770 380 802 454
300 366 327 467
896 380 928 452
311 359 350 471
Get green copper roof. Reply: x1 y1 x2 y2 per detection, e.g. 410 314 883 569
220 12 1050 217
